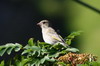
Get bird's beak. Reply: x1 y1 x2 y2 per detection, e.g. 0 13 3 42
37 22 41 26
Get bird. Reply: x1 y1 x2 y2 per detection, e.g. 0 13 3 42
37 20 68 47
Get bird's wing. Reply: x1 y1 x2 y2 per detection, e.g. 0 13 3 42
58 35 66 43
47 27 64 42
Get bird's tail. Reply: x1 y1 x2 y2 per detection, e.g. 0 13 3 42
59 42 70 48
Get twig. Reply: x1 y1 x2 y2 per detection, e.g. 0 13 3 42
74 0 100 14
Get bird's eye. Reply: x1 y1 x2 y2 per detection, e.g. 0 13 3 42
43 22 46 24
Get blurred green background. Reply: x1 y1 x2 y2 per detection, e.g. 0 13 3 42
0 0 100 60
37 0 100 59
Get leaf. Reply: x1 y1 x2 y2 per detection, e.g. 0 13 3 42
77 64 88 66
40 58 46 64
41 48 48 55
89 61 100 66
14 43 22 52
37 50 41 57
77 61 100 66
41 55 55 64
0 46 5 50
0 48 8 56
21 58 31 66
31 46 41 51
57 62 67 66
46 57 55 62
0 43 22 56
28 38 34 46
31 59 40 66
69 31 83 38
7 47 14 55
14 56 29 66
6 43 22 55
24 45 31 49
32 50 36 56
5 43 15 47
0 60 4 66
49 53 60 58
65 31 83 45
66 48 79 52
50 43 64 50
22 45 41 56
21 49 31 55
31 46 41 56
66 39 71 45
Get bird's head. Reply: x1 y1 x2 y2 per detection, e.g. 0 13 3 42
37 20 49 28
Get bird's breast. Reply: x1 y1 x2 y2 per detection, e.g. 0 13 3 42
42 29 55 44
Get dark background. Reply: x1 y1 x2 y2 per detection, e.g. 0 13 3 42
0 0 70 60
0 0 70 44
